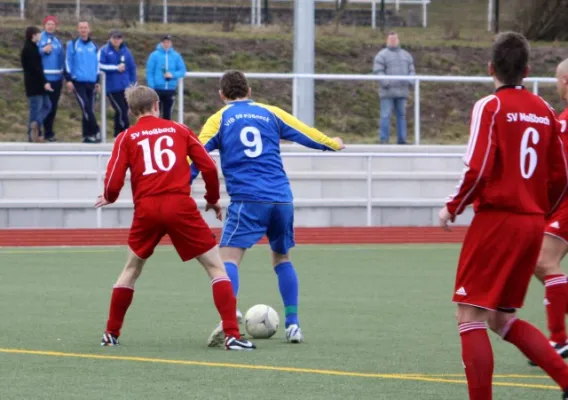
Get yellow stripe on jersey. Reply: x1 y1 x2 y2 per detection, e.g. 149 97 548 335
187 105 230 165
255 102 341 151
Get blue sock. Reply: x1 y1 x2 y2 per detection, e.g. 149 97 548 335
224 262 239 297
274 261 299 327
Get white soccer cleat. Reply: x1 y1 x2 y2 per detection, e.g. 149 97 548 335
207 309 244 348
285 324 304 343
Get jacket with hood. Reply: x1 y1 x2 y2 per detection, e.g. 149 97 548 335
98 41 136 93
146 43 187 92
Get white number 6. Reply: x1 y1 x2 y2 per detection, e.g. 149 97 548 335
520 127 539 179
240 127 263 158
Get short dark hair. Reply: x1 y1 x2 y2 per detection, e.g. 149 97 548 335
220 70 249 100
491 31 530 85
25 26 40 41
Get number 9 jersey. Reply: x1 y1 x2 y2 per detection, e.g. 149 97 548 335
190 99 341 203
446 85 568 218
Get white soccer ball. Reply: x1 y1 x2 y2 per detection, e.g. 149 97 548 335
244 304 280 339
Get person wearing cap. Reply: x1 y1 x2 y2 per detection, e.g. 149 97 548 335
38 15 64 142
98 30 136 138
65 20 101 143
21 26 53 142
145 34 187 120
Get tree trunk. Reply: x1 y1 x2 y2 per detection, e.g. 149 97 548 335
333 0 350 34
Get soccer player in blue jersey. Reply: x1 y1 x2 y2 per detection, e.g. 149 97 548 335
190 70 344 347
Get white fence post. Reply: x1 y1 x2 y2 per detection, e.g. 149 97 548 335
251 0 256 26
139 0 144 24
292 76 299 117
76 0 80 20
533 81 539 95
371 1 376 30
101 73 107 143
96 154 103 228
366 155 373 227
20 0 24 19
422 0 427 28
414 78 420 145
178 78 184 124
487 0 493 32
163 0 168 24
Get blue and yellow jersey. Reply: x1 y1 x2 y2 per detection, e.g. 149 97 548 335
190 99 340 203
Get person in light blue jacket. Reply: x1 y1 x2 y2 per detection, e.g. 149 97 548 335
145 35 187 120
65 20 100 143
38 15 64 142
98 30 136 137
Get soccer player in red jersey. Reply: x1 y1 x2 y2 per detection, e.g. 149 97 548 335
531 58 568 362
95 85 255 351
438 33 568 399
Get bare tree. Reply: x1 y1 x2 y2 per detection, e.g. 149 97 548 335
516 0 568 40
333 0 350 34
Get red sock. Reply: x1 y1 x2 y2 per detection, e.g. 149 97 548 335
212 277 240 338
545 275 568 344
105 285 134 337
459 322 493 400
504 318 568 390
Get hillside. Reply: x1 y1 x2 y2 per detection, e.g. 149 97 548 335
1 12 567 144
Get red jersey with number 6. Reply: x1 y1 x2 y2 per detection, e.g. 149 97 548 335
446 85 568 217
104 115 220 205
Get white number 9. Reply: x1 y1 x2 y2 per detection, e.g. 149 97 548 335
240 127 263 158
520 127 539 179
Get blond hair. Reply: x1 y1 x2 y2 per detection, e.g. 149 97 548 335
125 85 159 117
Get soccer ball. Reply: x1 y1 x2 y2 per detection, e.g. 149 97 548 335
244 304 279 339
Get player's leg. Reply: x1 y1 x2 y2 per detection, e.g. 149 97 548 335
101 200 165 346
456 304 493 400
165 197 255 350
488 310 568 395
535 234 568 355
379 97 393 144
102 249 147 346
219 246 245 298
267 204 301 343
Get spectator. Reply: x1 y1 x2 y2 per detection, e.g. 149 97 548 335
146 34 187 120
65 20 101 143
38 15 64 142
373 31 415 144
98 29 136 138
21 26 53 143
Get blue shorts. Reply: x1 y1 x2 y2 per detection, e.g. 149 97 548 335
220 202 295 254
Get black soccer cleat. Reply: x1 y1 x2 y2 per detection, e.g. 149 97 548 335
101 332 120 347
528 341 568 366
562 389 568 399
225 336 256 351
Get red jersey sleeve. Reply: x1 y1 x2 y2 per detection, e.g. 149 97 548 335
446 95 499 216
104 133 130 203
547 117 568 215
185 127 220 204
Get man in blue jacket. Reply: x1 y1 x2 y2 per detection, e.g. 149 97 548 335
98 30 136 138
38 15 64 142
145 35 186 121
65 20 100 143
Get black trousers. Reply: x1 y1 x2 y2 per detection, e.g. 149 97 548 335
156 89 175 120
43 79 62 140
107 91 130 137
74 82 100 140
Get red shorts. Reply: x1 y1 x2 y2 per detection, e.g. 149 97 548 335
545 205 568 245
452 211 544 310
128 194 217 262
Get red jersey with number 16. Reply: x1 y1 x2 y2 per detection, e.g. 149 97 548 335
104 115 220 205
446 85 568 217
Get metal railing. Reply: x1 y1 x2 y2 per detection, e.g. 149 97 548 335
0 150 464 227
0 68 556 145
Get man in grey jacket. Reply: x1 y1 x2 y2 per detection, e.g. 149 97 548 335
373 32 415 144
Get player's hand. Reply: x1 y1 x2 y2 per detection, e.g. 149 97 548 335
206 202 223 221
95 195 111 208
333 137 345 150
66 81 74 93
438 206 455 231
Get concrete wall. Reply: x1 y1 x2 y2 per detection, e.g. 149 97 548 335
0 143 473 228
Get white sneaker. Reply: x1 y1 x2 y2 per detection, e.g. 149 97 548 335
285 324 304 343
207 309 243 348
